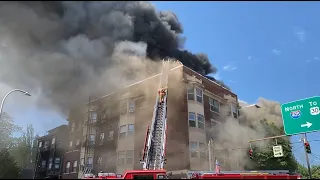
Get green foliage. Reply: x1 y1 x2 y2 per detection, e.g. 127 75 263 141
10 124 37 169
297 163 320 179
0 112 21 149
246 119 298 171
0 148 21 179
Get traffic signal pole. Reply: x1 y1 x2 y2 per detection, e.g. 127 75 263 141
303 133 312 179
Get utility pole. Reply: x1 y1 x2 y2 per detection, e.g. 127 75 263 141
302 133 312 179
208 139 212 171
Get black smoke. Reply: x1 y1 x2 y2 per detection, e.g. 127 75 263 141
0 1 226 114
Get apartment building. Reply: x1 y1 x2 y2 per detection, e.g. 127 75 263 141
62 63 239 178
34 125 68 179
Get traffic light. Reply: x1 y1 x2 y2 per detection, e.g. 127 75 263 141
249 149 253 159
304 142 311 154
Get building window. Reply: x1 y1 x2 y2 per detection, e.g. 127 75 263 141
187 87 195 100
76 139 80 146
231 105 238 118
72 160 77 173
190 142 198 158
89 134 95 146
51 138 55 145
80 158 84 167
65 161 70 173
69 141 73 147
91 112 97 123
108 130 114 141
38 141 42 148
54 158 60 169
48 158 52 169
97 157 102 164
117 151 126 165
197 114 205 130
120 100 128 115
199 142 206 159
188 112 196 127
41 160 46 168
128 100 135 113
119 125 126 139
71 122 75 132
87 157 93 168
44 141 49 148
127 124 134 136
209 98 220 113
126 150 133 164
100 133 104 145
195 88 203 103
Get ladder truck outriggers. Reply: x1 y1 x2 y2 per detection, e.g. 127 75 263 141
81 60 171 179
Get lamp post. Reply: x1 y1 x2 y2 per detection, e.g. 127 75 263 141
0 89 31 119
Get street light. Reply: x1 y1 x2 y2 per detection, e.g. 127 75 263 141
0 89 31 119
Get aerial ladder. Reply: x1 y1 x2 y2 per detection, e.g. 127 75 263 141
140 60 170 170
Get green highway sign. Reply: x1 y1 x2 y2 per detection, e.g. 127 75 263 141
281 96 320 136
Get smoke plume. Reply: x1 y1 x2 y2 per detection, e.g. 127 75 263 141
0 1 221 114
210 97 285 170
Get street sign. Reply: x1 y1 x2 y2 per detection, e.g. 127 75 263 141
281 96 320 135
273 145 284 158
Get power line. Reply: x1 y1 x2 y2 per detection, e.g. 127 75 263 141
310 154 320 161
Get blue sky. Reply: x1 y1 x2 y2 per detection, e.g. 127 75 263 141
1 1 320 167
151 1 320 165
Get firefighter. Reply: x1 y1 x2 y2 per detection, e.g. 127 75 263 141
158 88 167 103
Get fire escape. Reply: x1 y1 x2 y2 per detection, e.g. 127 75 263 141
82 96 100 176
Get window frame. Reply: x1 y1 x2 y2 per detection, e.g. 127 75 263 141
119 125 127 140
65 161 70 173
108 130 114 141
117 151 126 165
231 104 238 118
69 141 73 148
209 97 220 113
188 112 196 128
199 142 206 159
190 141 198 158
197 114 205 130
90 112 97 123
128 100 135 113
51 138 55 145
126 150 133 164
97 157 102 164
195 88 203 103
187 87 195 101
71 122 75 132
127 124 134 136
72 160 77 173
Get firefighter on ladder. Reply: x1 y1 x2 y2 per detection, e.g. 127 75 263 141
158 87 167 103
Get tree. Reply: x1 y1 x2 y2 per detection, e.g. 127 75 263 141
297 163 320 179
0 112 21 149
0 148 21 179
10 124 37 169
248 120 298 171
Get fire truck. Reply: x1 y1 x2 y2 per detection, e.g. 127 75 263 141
81 61 302 179
186 170 301 179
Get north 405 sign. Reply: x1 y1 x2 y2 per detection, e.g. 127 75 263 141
281 96 320 136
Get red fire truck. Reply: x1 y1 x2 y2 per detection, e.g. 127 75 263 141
187 171 301 179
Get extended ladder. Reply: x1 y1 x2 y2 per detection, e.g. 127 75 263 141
140 60 170 170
